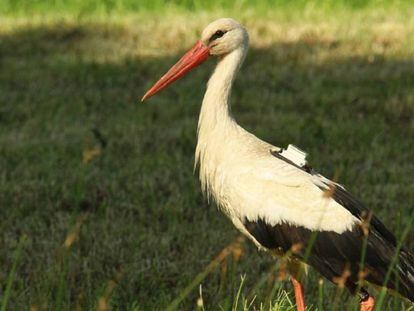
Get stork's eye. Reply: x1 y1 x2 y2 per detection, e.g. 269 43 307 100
209 30 226 42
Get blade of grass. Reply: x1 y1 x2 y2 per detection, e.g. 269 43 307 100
246 263 277 302
375 211 414 310
352 214 371 310
166 236 244 311
55 256 69 311
233 275 246 311
1 234 27 311
97 266 124 311
318 278 324 311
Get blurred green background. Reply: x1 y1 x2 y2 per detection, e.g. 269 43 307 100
1 0 414 310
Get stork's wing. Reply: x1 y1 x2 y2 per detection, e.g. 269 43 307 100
269 149 396 245
234 150 409 297
230 150 358 233
322 181 397 246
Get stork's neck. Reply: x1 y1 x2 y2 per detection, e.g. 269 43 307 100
198 47 247 135
195 47 247 194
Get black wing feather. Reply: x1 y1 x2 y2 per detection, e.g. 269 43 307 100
268 147 414 300
329 184 397 247
243 218 414 301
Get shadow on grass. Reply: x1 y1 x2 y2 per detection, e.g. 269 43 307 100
1 22 413 310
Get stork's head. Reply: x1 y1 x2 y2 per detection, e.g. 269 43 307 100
141 18 248 101
200 18 248 56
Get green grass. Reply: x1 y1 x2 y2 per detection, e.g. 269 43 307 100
1 2 414 310
1 0 414 18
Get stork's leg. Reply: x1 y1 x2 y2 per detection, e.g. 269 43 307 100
359 288 375 311
287 259 306 311
291 276 306 311
360 296 375 311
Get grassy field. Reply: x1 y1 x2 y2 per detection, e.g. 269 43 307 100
1 1 414 310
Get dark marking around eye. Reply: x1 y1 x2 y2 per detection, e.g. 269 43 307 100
209 30 226 42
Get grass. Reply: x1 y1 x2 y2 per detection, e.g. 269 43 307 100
1 1 414 310
1 0 413 16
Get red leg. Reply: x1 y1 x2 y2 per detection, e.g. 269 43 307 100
360 296 375 311
291 276 306 311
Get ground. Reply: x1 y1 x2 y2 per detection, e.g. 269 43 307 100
1 1 414 310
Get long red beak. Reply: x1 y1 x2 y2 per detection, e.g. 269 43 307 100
141 41 210 102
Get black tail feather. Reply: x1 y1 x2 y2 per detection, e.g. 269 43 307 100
395 248 414 302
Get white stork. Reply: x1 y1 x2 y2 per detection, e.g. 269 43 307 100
142 18 414 311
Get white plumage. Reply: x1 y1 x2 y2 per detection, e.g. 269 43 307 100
142 17 414 311
195 19 358 237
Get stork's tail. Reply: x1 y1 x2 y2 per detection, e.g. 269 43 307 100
394 247 414 302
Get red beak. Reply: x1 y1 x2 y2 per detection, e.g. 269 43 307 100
141 41 210 101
